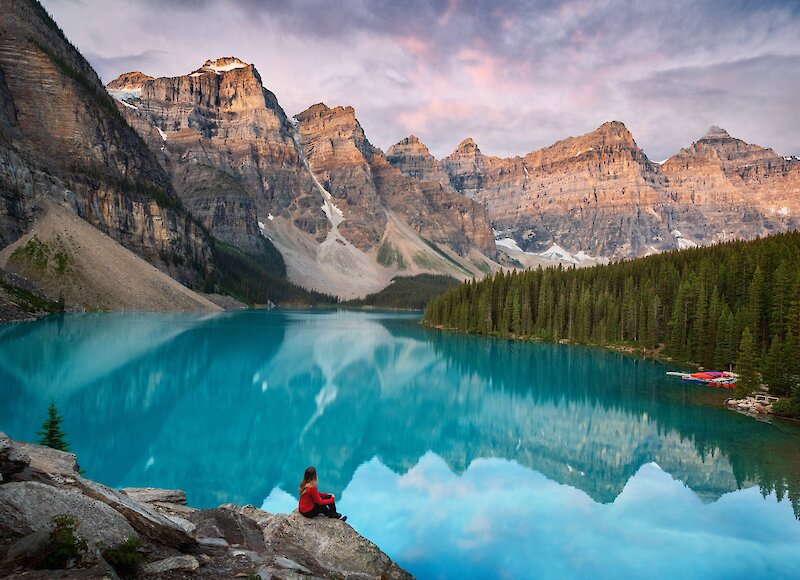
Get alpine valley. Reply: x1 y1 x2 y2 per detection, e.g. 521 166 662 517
1 0 798 314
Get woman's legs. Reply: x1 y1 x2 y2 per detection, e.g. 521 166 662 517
321 501 340 518
318 494 341 518
300 501 342 519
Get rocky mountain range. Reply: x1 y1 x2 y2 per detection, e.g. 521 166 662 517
1 0 798 311
437 122 799 261
106 58 497 298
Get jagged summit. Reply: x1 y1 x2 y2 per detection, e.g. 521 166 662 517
453 137 481 155
593 120 636 145
106 71 154 90
296 102 361 126
398 135 421 145
387 135 431 156
704 125 731 139
599 120 628 131
190 56 250 76
107 58 253 91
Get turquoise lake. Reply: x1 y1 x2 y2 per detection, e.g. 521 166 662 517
2 309 800 579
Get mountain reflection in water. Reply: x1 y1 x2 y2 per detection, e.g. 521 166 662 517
1 310 799 578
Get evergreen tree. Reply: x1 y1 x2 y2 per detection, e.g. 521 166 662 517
763 335 786 395
734 327 759 399
37 400 70 452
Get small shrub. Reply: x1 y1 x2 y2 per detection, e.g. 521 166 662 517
773 381 800 419
37 401 71 452
102 536 143 579
0 278 62 313
40 514 87 569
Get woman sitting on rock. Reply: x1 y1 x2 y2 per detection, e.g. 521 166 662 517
298 466 347 522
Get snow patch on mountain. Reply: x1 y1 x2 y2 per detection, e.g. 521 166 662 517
495 238 524 253
672 229 698 249
540 243 579 264
117 99 138 110
204 59 248 74
108 88 141 102
540 244 609 265
495 236 608 266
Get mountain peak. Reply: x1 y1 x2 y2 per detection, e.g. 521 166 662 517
596 120 633 137
703 126 731 139
599 120 628 130
191 57 250 76
453 137 481 155
386 135 432 159
106 71 154 91
583 120 638 150
295 102 331 120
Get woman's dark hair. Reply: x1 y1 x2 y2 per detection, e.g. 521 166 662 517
299 466 317 496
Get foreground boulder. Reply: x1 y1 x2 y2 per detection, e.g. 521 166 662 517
0 435 412 578
0 481 136 547
240 506 411 579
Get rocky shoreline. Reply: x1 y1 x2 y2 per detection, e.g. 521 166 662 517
725 395 778 417
0 433 411 579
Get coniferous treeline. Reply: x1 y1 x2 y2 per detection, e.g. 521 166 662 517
344 274 460 310
424 232 800 396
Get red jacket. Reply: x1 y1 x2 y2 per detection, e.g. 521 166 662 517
299 485 334 513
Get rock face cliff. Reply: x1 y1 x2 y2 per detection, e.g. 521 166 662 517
660 126 800 246
385 134 496 257
0 0 212 287
293 103 384 251
441 123 800 259
109 64 498 296
296 105 496 258
442 122 676 257
109 56 323 255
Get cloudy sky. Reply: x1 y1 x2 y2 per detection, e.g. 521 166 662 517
42 0 800 161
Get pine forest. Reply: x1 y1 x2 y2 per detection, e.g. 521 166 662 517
424 232 800 397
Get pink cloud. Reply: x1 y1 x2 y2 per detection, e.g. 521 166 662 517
437 0 461 27
457 48 499 88
398 35 432 61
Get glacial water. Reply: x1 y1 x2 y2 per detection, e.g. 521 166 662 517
2 310 800 579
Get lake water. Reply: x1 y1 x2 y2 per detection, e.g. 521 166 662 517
2 310 799 579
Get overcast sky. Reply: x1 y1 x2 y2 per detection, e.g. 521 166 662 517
42 0 800 161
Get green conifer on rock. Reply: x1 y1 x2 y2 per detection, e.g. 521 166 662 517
37 400 70 452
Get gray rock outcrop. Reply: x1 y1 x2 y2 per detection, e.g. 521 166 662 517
0 434 411 579
0 432 30 481
141 554 200 575
0 481 136 547
14 440 78 477
121 487 187 505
